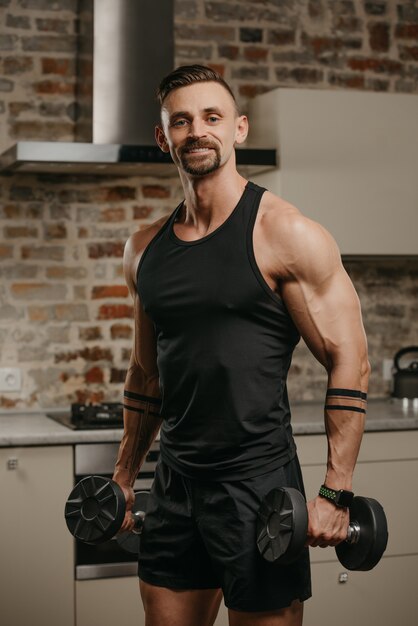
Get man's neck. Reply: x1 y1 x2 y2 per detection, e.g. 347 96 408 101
178 166 247 231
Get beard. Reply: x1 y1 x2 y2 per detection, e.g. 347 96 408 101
179 141 221 176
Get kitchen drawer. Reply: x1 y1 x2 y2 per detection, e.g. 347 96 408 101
304 554 418 626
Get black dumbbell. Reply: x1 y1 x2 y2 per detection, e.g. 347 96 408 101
256 487 389 571
64 475 149 554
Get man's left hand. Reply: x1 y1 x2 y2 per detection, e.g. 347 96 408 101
305 496 349 548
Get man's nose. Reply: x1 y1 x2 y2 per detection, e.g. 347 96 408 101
189 118 207 138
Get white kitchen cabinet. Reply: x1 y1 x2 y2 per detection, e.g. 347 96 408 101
248 88 418 255
295 429 418 626
0 445 74 626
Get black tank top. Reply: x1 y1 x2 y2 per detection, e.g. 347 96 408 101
137 181 300 480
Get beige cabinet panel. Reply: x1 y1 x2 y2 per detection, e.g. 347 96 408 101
76 578 229 626
76 578 145 626
214 600 229 626
304 555 418 626
0 446 74 626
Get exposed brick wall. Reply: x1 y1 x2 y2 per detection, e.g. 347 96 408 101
0 173 183 408
0 0 78 151
0 0 417 409
175 0 418 110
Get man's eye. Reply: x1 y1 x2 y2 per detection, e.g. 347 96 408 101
173 119 187 127
208 116 220 123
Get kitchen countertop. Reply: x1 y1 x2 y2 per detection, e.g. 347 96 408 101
1 398 418 447
0 410 124 447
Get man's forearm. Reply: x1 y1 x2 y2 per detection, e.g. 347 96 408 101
113 367 162 487
323 362 370 491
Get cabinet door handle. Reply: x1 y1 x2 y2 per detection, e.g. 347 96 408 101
7 457 18 470
338 572 348 584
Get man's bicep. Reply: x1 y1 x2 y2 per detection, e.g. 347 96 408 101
275 215 368 370
282 262 367 371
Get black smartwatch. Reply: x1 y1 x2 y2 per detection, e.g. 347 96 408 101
318 484 354 508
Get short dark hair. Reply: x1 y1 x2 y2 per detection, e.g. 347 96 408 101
157 64 239 114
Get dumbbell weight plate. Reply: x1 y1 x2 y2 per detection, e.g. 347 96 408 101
116 491 150 554
257 487 308 563
336 496 388 571
65 475 125 544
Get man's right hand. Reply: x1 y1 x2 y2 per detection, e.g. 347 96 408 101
117 483 136 532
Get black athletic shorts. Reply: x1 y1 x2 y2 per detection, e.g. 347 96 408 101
138 455 312 613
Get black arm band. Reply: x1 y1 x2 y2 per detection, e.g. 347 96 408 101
123 390 162 406
122 403 161 418
326 388 367 401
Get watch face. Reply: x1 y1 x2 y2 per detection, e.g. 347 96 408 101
336 490 354 508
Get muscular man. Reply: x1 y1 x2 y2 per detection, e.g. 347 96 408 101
112 65 370 626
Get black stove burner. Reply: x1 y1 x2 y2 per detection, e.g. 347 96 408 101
47 402 123 430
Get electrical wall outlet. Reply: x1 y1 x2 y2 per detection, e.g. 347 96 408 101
0 368 22 392
382 359 393 381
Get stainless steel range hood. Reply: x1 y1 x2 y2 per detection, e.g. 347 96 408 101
0 0 276 178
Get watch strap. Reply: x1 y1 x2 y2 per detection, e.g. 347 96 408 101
318 484 354 508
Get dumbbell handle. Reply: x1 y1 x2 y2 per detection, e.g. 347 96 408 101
346 520 361 544
130 508 146 534
116 491 149 554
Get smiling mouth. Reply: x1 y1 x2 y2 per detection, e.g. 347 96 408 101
185 148 214 154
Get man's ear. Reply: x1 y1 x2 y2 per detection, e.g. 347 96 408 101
234 115 249 145
155 125 170 153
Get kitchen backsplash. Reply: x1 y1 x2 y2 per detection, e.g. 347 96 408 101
1 171 417 408
0 0 417 408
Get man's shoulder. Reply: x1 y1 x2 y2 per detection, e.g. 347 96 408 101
261 190 334 244
259 190 340 277
126 214 171 257
123 215 171 291
260 190 313 236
